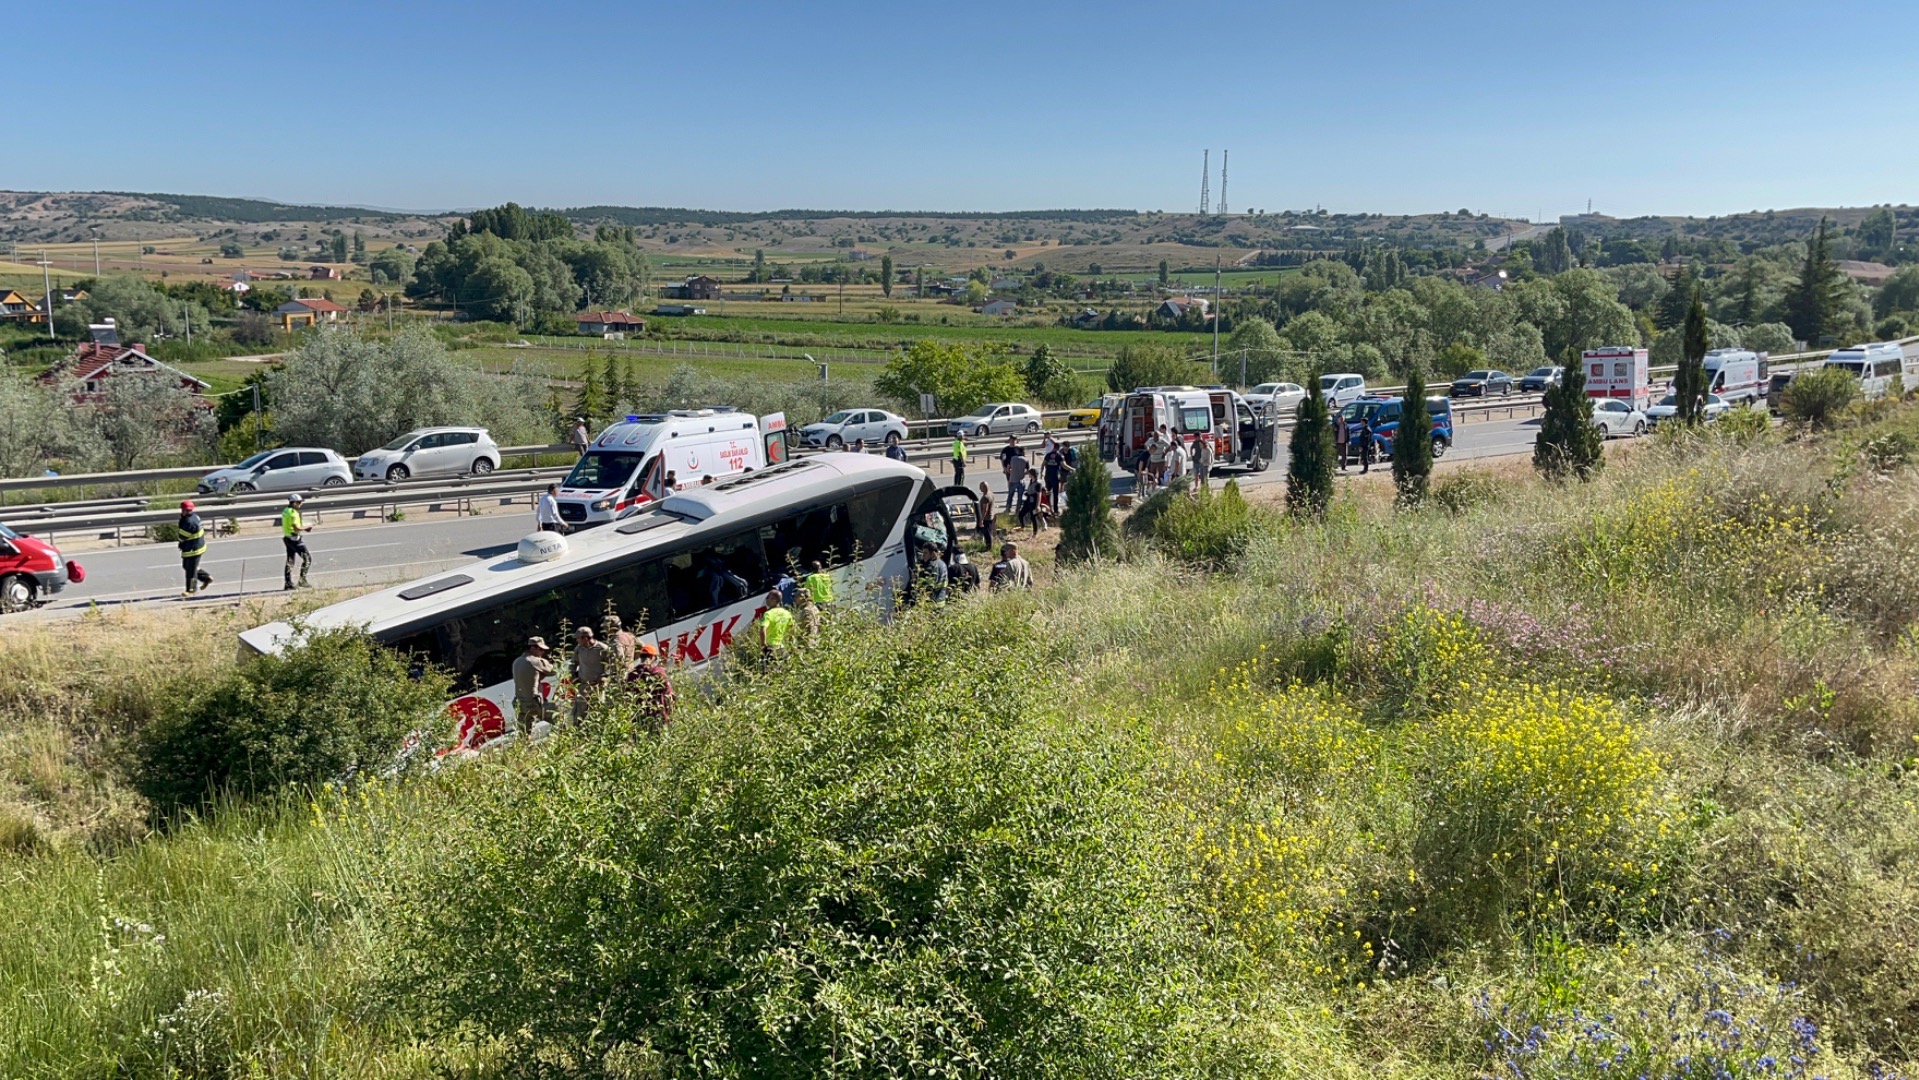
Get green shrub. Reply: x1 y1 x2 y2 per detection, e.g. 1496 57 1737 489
129 627 450 818
373 607 1251 1075
1126 480 1270 568
1709 403 1772 445
1781 365 1858 429
1057 448 1118 563
1431 470 1501 515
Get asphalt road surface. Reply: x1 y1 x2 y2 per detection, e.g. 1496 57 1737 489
27 413 1547 616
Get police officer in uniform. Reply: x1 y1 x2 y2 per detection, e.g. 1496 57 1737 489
281 493 314 590
176 500 213 598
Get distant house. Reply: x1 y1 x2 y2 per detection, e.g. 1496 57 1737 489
1156 297 1209 319
661 275 722 301
980 299 1018 317
1070 307 1104 328
922 283 955 297
216 280 251 296
0 288 37 321
1836 260 1896 286
275 297 347 331
41 335 210 401
576 310 648 335
308 265 342 280
1470 269 1509 291
990 277 1021 292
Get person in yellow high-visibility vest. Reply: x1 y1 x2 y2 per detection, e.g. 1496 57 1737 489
950 433 968 487
754 589 795 652
281 493 314 590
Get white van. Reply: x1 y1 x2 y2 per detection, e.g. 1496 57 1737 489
1824 342 1914 400
1319 373 1367 407
555 409 788 527
1701 349 1768 407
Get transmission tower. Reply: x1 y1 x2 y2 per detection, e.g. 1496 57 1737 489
1219 150 1228 215
1199 149 1210 216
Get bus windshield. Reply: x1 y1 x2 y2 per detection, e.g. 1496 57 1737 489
565 451 649 490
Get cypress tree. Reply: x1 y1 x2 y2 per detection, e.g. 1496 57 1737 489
571 356 606 423
1391 369 1434 506
1286 380 1336 517
1783 217 1841 345
1656 262 1695 331
601 354 623 413
1533 359 1603 481
1675 287 1709 424
1056 454 1117 563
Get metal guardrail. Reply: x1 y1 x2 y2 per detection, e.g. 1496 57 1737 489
0 443 575 498
22 431 1099 543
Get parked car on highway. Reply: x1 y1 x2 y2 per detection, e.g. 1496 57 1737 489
1245 382 1308 417
1589 399 1648 438
355 427 500 482
1644 393 1731 428
1519 366 1564 392
1766 371 1795 414
1318 373 1367 408
1450 369 1514 397
947 402 1042 438
799 408 908 448
1352 394 1454 459
1068 394 1123 430
0 522 83 614
199 448 352 495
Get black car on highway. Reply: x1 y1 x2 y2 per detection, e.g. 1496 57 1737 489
1518 366 1563 392
1449 369 1514 397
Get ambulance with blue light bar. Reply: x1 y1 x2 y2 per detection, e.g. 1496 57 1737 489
554 408 789 527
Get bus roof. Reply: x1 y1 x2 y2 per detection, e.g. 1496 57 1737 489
239 453 927 656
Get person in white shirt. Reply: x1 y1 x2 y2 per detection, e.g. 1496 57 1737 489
536 483 567 533
1164 436 1188 490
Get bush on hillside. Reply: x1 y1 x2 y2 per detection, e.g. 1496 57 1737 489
374 607 1259 1074
130 628 449 818
1055 449 1117 563
1781 366 1858 429
1124 480 1271 569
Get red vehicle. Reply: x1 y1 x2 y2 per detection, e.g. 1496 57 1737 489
0 522 84 613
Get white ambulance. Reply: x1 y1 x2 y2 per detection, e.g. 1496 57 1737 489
1582 346 1650 410
555 409 789 527
1702 349 1769 407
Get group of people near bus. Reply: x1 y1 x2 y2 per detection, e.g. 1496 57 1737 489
511 609 674 737
1132 424 1216 498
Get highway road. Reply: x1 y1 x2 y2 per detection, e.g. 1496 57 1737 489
25 412 1547 616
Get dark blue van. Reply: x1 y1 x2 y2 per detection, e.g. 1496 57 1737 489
1343 395 1453 459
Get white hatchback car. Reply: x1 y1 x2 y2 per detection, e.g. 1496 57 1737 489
800 408 910 449
1589 399 1648 438
199 448 352 494
354 427 501 482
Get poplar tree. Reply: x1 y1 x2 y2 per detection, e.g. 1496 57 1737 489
1784 217 1843 345
1286 380 1335 517
880 254 894 298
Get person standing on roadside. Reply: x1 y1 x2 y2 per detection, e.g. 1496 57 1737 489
570 417 591 458
1165 432 1188 492
512 636 554 735
1005 442 1030 501
176 500 213 598
885 439 909 462
602 613 637 675
571 625 611 722
754 589 795 653
281 493 313 591
1191 434 1214 494
975 481 996 548
1146 425 1172 493
536 484 567 533
951 432 968 487
1354 416 1375 475
916 543 950 603
989 542 1033 590
625 641 675 730
1333 410 1350 472
1017 472 1043 535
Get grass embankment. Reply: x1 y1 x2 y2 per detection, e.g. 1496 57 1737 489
3 409 1918 1076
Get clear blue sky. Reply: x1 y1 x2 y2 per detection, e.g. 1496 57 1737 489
13 0 1916 219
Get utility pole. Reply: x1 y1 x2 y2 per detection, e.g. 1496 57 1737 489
252 382 262 453
90 226 100 276
39 250 54 340
184 301 192 346
1211 255 1222 378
